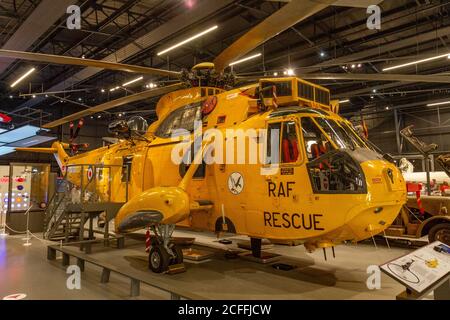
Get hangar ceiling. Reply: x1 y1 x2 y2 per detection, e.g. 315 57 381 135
0 0 450 158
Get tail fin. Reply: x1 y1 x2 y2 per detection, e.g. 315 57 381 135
16 142 70 171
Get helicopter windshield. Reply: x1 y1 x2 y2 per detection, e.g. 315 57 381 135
313 117 366 151
301 116 367 194
156 102 203 138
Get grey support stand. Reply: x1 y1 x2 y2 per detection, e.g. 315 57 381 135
396 274 450 300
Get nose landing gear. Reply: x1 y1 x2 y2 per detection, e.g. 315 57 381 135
147 224 184 273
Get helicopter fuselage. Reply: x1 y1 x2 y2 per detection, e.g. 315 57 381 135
54 78 406 249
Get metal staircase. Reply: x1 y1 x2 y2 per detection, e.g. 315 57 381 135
43 164 127 243
44 183 82 241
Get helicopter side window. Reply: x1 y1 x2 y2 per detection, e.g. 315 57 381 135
156 103 202 138
122 155 133 183
266 121 300 165
281 122 300 163
266 123 281 165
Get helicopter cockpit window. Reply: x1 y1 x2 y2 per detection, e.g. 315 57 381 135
156 103 203 138
301 117 335 161
314 117 360 151
339 121 371 150
307 150 366 194
301 117 367 194
127 116 148 135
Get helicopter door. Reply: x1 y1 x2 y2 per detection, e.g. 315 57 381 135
261 119 304 217
179 139 211 229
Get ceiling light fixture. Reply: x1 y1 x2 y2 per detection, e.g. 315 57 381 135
122 76 143 87
383 53 450 72
157 25 218 56
229 53 262 66
339 99 350 104
11 67 35 88
285 68 295 76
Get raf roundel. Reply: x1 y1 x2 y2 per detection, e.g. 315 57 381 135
228 172 244 195
87 166 94 181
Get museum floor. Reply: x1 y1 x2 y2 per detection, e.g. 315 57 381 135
0 230 429 300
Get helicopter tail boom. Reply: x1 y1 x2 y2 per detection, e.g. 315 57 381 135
15 147 58 154
16 142 70 172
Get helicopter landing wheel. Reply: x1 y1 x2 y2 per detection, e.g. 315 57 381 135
170 244 184 265
149 245 170 273
148 224 177 273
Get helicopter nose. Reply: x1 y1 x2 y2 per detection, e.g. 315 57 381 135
116 211 163 233
349 160 407 240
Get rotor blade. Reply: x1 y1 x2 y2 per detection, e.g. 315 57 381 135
236 73 450 84
213 0 334 72
43 83 184 128
0 49 181 78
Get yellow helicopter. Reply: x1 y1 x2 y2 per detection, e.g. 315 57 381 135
1 1 418 273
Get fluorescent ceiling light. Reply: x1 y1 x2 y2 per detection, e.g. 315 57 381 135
339 99 350 103
383 53 450 72
157 25 218 56
122 76 143 87
229 53 262 66
10 67 35 88
426 101 450 107
110 86 120 92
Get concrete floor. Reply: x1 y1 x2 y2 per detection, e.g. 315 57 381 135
0 228 425 300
